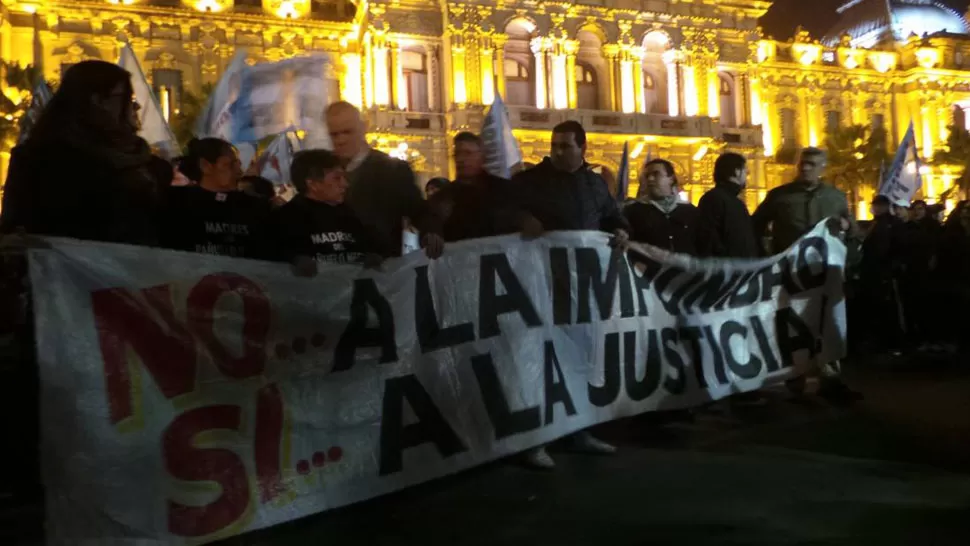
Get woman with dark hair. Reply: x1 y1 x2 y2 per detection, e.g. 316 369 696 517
159 137 271 259
1 60 158 245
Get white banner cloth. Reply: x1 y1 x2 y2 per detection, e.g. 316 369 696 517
29 223 847 545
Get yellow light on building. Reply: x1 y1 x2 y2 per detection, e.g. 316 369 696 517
341 52 363 108
159 86 170 123
480 50 495 106
452 47 467 106
532 40 547 110
682 65 698 117
692 145 709 161
791 43 821 66
193 0 224 12
922 115 934 159
619 60 635 114
856 200 870 221
869 51 896 73
551 53 568 110
630 141 645 159
749 79 762 126
915 47 940 69
395 51 408 111
373 45 390 107
756 41 773 63
762 103 775 156
708 69 720 118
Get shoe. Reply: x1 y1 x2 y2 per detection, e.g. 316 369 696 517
522 446 556 470
569 431 617 454
817 379 864 405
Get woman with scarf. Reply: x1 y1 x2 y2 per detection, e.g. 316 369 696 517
624 158 698 256
1 61 159 245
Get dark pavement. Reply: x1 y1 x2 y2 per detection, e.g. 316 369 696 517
223 357 970 546
5 357 970 545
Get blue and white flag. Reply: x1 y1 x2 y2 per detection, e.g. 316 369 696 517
118 44 179 158
481 93 521 179
230 55 331 144
253 130 303 185
17 78 53 144
616 141 630 202
195 51 248 140
879 121 921 203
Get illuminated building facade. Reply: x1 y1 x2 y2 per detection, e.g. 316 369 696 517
1 0 970 215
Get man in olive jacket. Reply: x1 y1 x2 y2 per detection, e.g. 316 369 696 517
751 147 862 405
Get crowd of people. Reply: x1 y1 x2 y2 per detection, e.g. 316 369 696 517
1 61 968 475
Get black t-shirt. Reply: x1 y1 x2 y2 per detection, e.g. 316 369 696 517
272 194 374 265
160 185 271 259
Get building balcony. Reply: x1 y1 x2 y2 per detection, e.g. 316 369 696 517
365 107 445 134
471 106 758 143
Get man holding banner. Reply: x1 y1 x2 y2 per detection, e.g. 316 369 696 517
512 120 629 469
427 132 518 242
751 147 862 404
325 101 443 259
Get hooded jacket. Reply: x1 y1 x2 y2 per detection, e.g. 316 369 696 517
511 158 628 233
695 182 760 259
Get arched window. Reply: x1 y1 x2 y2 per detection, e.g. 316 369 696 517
575 62 598 110
718 73 736 127
401 49 428 112
152 69 183 123
504 59 531 107
643 69 667 114
780 107 797 149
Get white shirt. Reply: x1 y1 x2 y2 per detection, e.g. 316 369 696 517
346 148 370 173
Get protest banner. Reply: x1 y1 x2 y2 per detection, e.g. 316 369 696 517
29 223 846 545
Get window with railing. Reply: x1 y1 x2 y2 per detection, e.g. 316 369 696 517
152 68 183 123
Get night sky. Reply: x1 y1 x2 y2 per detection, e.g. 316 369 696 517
759 0 970 41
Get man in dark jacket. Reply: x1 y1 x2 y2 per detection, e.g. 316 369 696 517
513 121 630 240
750 147 862 404
695 152 759 258
862 195 907 354
752 147 857 255
326 101 443 258
511 120 629 470
427 132 518 241
624 158 698 255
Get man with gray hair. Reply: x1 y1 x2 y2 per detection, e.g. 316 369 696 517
325 101 443 258
752 146 863 404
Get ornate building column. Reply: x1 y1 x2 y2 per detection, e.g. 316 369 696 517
450 30 468 106
479 33 496 106
618 45 636 114
391 43 407 110
493 34 508 102
681 60 699 117
632 48 646 114
603 44 619 111
706 61 720 118
564 39 579 109
371 29 391 107
663 50 681 117
760 87 778 155
531 37 549 109
340 39 363 109
548 39 570 110
748 73 762 126
427 45 440 111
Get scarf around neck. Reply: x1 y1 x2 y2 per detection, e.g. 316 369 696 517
642 195 680 215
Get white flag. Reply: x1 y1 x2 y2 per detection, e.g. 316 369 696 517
879 121 922 203
481 93 521 179
195 51 248 140
230 55 331 143
252 130 303 185
118 44 180 158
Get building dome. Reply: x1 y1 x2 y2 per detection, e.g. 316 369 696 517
822 0 969 47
